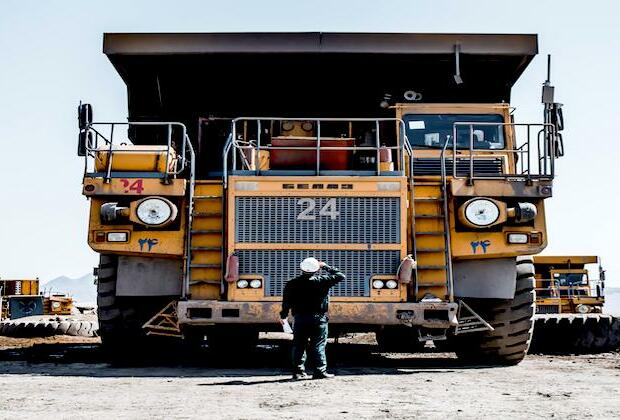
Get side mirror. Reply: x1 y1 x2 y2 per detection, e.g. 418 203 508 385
554 133 564 158
78 103 93 130
551 103 564 131
77 130 93 157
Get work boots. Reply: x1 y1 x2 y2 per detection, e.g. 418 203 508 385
312 371 335 379
292 372 309 381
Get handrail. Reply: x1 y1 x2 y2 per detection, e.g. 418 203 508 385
439 139 455 302
82 121 190 181
448 122 557 181
222 117 411 188
182 136 196 299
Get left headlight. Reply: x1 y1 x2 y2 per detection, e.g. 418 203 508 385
134 197 178 227
461 198 500 227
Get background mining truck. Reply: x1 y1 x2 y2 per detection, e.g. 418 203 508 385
530 256 620 353
0 278 73 320
80 33 565 364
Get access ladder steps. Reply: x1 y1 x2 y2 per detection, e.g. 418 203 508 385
189 181 224 299
412 182 450 300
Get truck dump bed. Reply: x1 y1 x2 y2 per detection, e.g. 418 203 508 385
104 32 538 122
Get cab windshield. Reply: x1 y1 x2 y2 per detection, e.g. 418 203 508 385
554 273 588 287
403 114 505 150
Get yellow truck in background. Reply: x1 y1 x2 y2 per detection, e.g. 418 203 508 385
530 256 620 353
0 278 73 320
80 33 565 364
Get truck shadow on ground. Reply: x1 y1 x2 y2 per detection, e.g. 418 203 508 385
0 339 503 378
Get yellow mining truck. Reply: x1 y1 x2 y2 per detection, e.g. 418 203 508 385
0 279 41 319
80 33 565 364
0 279 74 320
530 256 620 353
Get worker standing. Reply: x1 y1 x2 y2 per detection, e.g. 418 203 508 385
280 257 345 380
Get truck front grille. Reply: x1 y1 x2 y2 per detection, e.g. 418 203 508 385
536 305 560 314
412 157 503 176
235 196 400 244
236 249 401 297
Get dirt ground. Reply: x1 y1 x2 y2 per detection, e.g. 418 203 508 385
0 335 618 419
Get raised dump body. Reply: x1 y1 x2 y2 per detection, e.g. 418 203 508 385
79 32 566 364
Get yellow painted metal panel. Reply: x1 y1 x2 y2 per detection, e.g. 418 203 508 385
94 145 177 172
82 178 186 196
87 198 185 256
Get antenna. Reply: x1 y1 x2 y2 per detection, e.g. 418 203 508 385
541 54 554 104
454 44 463 85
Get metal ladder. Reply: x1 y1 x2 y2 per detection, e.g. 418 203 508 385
186 181 225 300
411 181 452 301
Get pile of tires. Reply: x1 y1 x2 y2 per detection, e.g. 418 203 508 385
0 315 98 338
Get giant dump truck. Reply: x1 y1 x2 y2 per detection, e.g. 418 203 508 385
530 256 620 353
79 33 565 364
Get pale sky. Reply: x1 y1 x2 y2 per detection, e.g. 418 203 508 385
0 0 619 286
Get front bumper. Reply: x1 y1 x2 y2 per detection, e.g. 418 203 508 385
177 300 458 328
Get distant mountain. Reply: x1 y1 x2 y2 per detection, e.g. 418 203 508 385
42 273 96 305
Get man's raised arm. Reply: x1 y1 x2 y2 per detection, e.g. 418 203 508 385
315 263 346 288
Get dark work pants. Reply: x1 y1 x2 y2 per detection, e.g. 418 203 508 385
292 314 328 374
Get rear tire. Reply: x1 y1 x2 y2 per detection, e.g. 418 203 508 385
455 257 535 366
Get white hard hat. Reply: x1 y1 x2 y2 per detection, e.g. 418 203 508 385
300 257 321 273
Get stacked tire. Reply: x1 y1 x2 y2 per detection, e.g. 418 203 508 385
0 315 98 338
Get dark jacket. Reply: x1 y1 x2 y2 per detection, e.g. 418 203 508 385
279 265 345 318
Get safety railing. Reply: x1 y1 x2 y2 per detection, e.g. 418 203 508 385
81 121 191 182
440 122 558 183
222 117 413 189
535 279 605 300
80 120 197 298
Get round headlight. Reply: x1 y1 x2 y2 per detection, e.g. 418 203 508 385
281 121 295 131
372 280 385 289
249 279 262 289
237 279 249 289
52 302 61 309
463 198 500 227
385 280 398 289
576 304 590 314
136 197 177 226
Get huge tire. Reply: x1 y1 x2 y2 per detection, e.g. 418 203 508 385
96 254 174 355
376 326 425 353
0 315 97 338
455 257 536 366
531 314 620 354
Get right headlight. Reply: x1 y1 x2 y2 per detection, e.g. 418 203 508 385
461 198 500 227
131 196 178 227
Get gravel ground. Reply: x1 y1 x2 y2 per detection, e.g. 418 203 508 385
0 335 618 419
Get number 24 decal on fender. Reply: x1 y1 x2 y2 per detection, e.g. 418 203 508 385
297 198 340 221
119 179 144 194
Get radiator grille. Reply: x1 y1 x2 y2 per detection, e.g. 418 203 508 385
235 196 400 244
412 158 503 176
236 249 401 297
536 305 560 314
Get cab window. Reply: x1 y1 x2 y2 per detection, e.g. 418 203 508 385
403 114 505 149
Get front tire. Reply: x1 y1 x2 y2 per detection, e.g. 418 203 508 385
455 257 536 365
96 254 174 355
